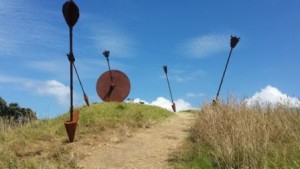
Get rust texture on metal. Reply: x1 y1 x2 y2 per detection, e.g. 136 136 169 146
62 0 81 143
96 70 131 102
64 110 80 142
172 103 176 113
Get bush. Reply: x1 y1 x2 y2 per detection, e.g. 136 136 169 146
0 97 37 123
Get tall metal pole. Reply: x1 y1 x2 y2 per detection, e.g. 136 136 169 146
69 27 74 121
165 72 174 103
215 48 233 100
215 36 240 101
62 0 79 121
163 66 176 112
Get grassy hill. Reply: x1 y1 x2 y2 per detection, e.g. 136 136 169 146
0 102 173 168
170 100 300 169
3 100 299 169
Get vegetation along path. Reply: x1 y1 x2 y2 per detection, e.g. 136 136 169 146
78 112 195 169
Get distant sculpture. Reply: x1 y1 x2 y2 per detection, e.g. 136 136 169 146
215 36 240 102
96 50 131 102
163 65 176 112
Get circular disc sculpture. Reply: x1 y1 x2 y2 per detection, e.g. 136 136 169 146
96 51 131 102
96 70 130 102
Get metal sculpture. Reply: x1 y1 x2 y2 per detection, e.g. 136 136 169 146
73 64 89 106
62 0 88 142
215 36 240 101
96 51 131 102
163 65 176 112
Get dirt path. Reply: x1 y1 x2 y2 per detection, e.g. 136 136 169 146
77 112 195 169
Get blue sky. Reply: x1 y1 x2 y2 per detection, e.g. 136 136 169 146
0 0 299 118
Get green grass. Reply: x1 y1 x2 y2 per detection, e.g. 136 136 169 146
170 140 214 169
170 99 300 169
0 102 172 169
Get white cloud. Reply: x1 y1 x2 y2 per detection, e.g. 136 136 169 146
181 34 228 58
0 75 78 106
174 99 194 112
36 80 70 105
151 97 173 110
126 96 195 112
245 85 300 107
151 97 195 112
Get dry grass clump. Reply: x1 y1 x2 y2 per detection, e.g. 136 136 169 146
190 99 300 168
0 118 24 133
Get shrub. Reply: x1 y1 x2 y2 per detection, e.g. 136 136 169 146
0 97 37 124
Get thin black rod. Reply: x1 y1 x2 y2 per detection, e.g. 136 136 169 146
73 63 85 94
215 47 233 100
69 27 74 121
106 58 114 84
165 73 174 103
73 63 89 106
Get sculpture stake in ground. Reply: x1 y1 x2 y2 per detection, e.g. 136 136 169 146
163 65 176 112
62 0 80 143
96 50 131 102
215 36 240 102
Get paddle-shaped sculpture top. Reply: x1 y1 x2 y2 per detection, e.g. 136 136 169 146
62 0 79 28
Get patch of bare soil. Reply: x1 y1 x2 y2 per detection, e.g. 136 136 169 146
77 112 195 169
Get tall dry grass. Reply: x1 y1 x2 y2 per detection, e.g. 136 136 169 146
0 117 23 133
190 99 300 168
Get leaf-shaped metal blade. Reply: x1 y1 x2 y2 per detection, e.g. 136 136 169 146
62 0 79 28
163 65 168 74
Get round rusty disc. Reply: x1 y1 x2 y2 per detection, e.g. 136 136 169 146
96 70 130 102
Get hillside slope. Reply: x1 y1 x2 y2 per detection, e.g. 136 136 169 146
77 112 195 169
0 102 175 168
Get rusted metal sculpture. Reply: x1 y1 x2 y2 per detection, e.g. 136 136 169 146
73 64 89 106
215 36 240 101
62 0 82 142
163 65 176 112
96 51 131 102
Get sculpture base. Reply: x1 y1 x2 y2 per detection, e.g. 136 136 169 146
172 103 176 112
64 110 80 143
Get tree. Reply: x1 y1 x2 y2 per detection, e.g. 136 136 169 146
0 97 7 117
0 97 37 123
